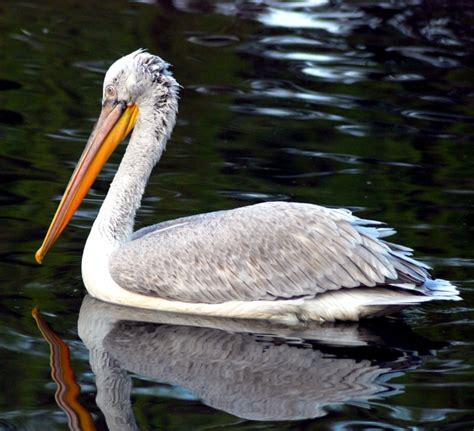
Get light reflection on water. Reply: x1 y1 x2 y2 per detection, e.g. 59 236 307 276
0 0 473 429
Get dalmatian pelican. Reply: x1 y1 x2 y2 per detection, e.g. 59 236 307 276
35 50 460 322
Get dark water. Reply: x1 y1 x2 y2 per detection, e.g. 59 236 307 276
1 0 473 429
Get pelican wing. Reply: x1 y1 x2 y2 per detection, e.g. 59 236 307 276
109 202 433 303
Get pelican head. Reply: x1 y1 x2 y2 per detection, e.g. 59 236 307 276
35 49 179 264
103 49 176 107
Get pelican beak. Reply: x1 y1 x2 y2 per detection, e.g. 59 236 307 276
35 102 139 264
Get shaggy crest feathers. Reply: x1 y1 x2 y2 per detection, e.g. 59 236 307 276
131 48 173 81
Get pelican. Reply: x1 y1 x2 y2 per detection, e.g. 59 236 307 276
35 49 460 322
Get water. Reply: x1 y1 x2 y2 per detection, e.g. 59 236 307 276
0 0 473 429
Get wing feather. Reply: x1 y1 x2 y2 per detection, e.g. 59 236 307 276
109 202 435 303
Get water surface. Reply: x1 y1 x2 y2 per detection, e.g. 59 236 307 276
0 0 473 430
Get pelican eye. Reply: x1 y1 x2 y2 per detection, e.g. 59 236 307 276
105 85 117 99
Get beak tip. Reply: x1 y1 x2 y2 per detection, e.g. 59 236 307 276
35 249 44 265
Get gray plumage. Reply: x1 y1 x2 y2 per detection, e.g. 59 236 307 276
110 201 456 304
79 50 460 321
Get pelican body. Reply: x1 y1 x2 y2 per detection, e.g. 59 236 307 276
36 50 460 322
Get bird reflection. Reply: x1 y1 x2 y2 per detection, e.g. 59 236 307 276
78 295 442 431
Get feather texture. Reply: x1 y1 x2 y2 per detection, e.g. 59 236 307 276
109 202 460 304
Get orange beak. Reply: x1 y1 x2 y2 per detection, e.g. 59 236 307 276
35 102 139 264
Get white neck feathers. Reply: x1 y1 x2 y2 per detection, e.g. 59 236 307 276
91 84 179 248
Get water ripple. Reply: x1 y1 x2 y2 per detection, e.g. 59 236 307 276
302 65 379 83
47 128 88 143
257 7 370 35
73 60 109 74
386 46 461 68
284 148 420 168
219 190 291 201
232 104 341 121
187 34 239 47
246 80 357 110
400 110 474 123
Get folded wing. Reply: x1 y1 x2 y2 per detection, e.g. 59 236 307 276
109 202 451 303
